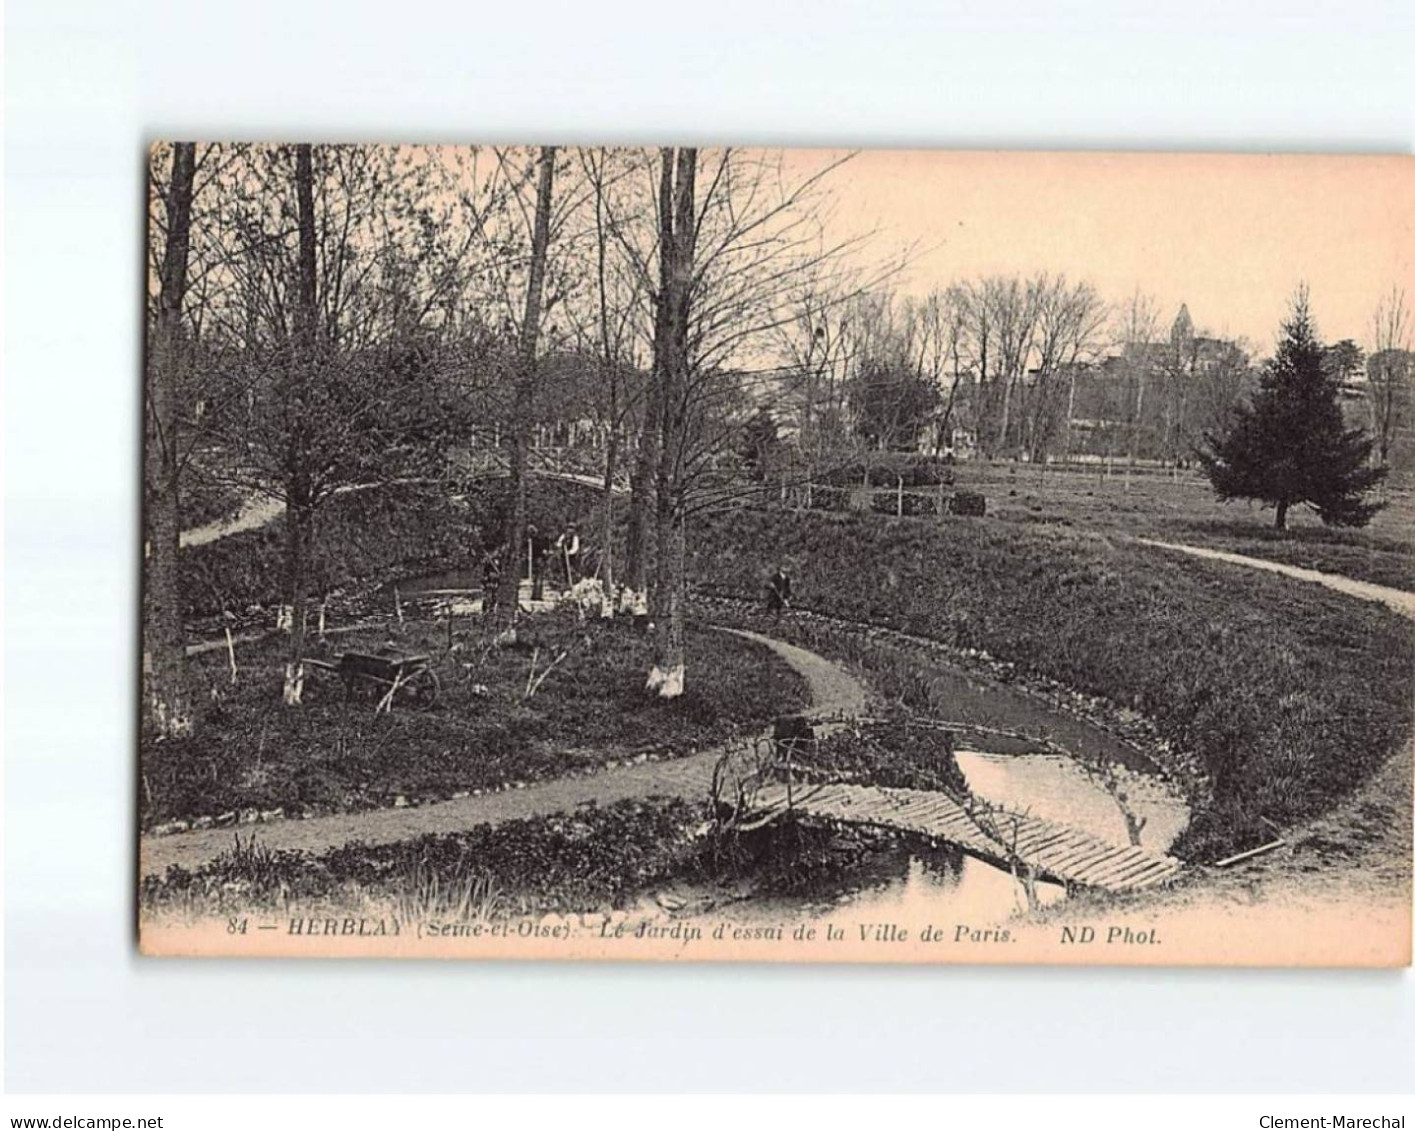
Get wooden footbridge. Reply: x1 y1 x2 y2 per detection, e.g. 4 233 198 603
748 780 1183 894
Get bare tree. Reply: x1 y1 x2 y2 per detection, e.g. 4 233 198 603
1115 289 1162 470
647 147 699 698
280 142 319 705
181 145 493 700
607 149 893 611
575 148 649 609
1187 335 1254 456
1368 285 1413 477
776 283 861 492
622 151 675 617
985 276 1040 456
843 293 943 456
491 146 558 634
1027 275 1107 462
961 796 1044 913
143 142 199 737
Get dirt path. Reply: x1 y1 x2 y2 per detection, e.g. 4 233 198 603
179 495 285 548
139 629 867 879
178 470 620 550
1138 537 1415 617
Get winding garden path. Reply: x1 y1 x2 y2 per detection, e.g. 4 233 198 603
178 470 618 549
1137 538 1415 617
180 494 285 548
138 628 867 880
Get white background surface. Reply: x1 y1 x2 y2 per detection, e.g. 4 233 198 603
5 0 1414 1094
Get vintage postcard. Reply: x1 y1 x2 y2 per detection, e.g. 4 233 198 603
139 144 1413 964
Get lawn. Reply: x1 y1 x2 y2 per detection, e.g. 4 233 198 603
142 609 808 830
951 461 1415 591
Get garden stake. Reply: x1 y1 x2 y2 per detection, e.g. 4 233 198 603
225 627 238 684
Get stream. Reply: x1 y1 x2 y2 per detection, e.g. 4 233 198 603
648 682 1189 931
640 742 1188 933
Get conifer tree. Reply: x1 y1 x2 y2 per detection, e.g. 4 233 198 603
1199 288 1385 530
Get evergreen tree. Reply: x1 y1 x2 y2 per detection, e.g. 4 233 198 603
1199 290 1385 530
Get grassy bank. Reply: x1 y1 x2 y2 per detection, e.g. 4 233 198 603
689 506 1415 860
141 793 930 921
180 475 609 621
144 610 807 830
180 473 248 529
142 798 709 921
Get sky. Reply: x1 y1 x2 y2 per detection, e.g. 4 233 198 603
788 149 1413 355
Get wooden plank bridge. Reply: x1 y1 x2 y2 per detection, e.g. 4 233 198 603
749 780 1183 894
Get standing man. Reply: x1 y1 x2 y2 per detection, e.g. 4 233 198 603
766 565 792 617
556 522 582 587
526 524 550 603
481 542 504 615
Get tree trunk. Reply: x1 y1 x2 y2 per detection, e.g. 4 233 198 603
623 377 662 613
1129 369 1146 466
284 143 319 706
143 142 198 739
592 165 619 618
493 146 557 635
1275 499 1289 531
997 372 1014 455
623 150 675 616
648 147 697 700
282 501 313 705
1063 369 1077 457
600 423 618 616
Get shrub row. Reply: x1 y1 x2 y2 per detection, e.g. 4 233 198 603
805 486 986 519
688 507 1415 860
869 491 940 518
817 453 957 489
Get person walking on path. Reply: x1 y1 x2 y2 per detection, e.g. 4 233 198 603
766 565 792 617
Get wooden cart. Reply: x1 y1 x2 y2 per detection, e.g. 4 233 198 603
305 648 441 709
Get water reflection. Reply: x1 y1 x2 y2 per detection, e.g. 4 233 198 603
647 839 1068 933
910 656 1151 771
645 749 1188 931
956 750 1189 852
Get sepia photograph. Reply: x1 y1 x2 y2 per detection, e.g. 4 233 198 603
136 144 1413 965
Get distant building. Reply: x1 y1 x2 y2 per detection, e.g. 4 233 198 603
1065 303 1253 462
